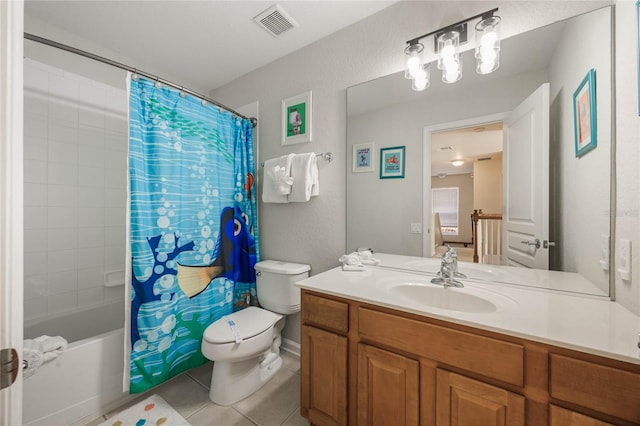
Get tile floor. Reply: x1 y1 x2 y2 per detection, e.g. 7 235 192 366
86 351 308 426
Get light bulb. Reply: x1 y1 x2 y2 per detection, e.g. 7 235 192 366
480 30 498 48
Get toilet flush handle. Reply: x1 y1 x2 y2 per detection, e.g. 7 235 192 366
256 271 262 277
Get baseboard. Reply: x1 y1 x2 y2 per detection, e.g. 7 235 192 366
281 338 300 357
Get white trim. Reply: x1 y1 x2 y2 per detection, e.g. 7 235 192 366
280 338 300 357
0 0 24 423
422 113 506 258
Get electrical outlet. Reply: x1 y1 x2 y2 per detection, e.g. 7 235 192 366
617 239 632 281
410 223 422 234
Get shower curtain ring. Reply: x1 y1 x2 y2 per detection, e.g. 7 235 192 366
132 69 139 81
179 87 186 98
154 77 162 89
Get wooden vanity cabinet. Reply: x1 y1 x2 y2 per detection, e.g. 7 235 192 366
300 289 640 426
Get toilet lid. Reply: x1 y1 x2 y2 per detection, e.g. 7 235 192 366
203 307 281 344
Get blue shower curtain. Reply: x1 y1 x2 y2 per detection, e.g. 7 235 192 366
127 75 259 393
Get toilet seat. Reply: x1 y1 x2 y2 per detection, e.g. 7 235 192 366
203 307 281 344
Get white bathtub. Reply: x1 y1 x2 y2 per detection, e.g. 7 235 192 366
23 300 138 426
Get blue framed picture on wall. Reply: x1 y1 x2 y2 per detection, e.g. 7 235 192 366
573 69 597 157
379 146 405 179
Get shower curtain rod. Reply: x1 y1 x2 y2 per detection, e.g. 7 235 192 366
24 32 258 128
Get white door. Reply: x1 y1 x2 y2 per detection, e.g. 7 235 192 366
0 0 24 424
503 83 550 269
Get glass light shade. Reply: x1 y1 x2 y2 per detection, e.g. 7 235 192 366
404 42 424 79
437 31 460 70
442 56 462 84
475 16 501 74
451 159 464 167
411 63 431 91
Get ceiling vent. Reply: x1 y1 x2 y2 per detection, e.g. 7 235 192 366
254 4 299 37
478 157 492 161
438 146 453 151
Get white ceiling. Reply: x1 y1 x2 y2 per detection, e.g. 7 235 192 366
24 0 395 93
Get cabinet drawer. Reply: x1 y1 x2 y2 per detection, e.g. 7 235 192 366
358 307 524 386
302 292 349 334
549 354 640 424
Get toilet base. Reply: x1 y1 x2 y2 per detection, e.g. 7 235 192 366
209 351 283 406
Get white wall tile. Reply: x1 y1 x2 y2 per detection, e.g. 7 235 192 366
24 114 48 139
105 170 126 189
24 183 47 206
105 131 127 150
48 121 78 144
78 227 105 248
47 291 77 315
104 147 127 170
78 287 105 308
24 62 49 92
106 88 127 113
78 207 105 228
105 114 128 134
79 108 106 129
49 74 79 102
24 206 48 230
104 285 124 301
47 206 78 229
24 251 47 276
48 163 78 186
24 136 48 161
78 80 107 109
24 297 47 322
47 249 78 273
105 207 125 227
77 267 104 290
104 244 125 267
79 165 106 187
24 274 47 299
78 246 104 269
24 229 44 253
78 186 105 207
79 140 106 166
24 92 49 117
47 184 78 207
48 270 78 295
49 100 79 124
48 228 78 251
49 140 79 165
105 226 126 247
105 188 126 208
24 160 48 184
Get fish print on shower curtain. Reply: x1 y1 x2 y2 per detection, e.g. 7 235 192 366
127 75 259 393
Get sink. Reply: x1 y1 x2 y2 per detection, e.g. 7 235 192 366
377 277 516 314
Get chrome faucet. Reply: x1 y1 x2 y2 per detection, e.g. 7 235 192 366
431 246 464 288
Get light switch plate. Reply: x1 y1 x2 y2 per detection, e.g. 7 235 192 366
410 223 422 234
600 235 609 271
617 238 631 281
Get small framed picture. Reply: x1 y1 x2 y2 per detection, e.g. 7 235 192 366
282 90 312 146
573 69 597 158
379 146 405 179
352 142 374 173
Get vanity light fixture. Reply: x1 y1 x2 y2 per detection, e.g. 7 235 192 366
404 8 501 90
451 159 465 167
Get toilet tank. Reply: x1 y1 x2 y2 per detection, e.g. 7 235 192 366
255 260 310 314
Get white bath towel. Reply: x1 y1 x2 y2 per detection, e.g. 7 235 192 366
22 339 44 378
262 154 295 203
34 335 68 362
289 153 319 202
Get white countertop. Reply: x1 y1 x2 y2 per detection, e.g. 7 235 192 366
296 262 640 365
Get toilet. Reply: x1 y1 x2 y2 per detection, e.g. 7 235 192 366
201 259 310 405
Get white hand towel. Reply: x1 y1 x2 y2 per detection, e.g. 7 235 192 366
310 156 320 197
22 339 44 378
34 335 68 362
262 154 294 203
289 153 318 202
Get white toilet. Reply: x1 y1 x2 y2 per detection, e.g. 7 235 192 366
201 259 310 405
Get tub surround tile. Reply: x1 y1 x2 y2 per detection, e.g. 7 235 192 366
24 206 48 229
24 159 48 184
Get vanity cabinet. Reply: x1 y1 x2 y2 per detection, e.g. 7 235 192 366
300 289 640 426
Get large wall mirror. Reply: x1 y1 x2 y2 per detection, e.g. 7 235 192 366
346 6 613 297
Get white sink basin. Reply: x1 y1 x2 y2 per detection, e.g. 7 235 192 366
377 277 516 314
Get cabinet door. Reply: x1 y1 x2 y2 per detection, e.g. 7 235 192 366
436 369 524 426
550 405 614 426
301 325 348 426
357 343 419 425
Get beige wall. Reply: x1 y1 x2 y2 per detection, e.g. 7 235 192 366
473 157 503 214
431 174 474 244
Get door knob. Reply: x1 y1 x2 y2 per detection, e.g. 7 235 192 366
0 348 19 390
520 239 541 249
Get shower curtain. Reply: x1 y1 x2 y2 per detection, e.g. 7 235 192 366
126 75 259 393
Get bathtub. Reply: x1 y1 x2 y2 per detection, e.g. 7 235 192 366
23 300 138 426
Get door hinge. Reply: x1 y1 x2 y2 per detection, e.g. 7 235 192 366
0 348 19 390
